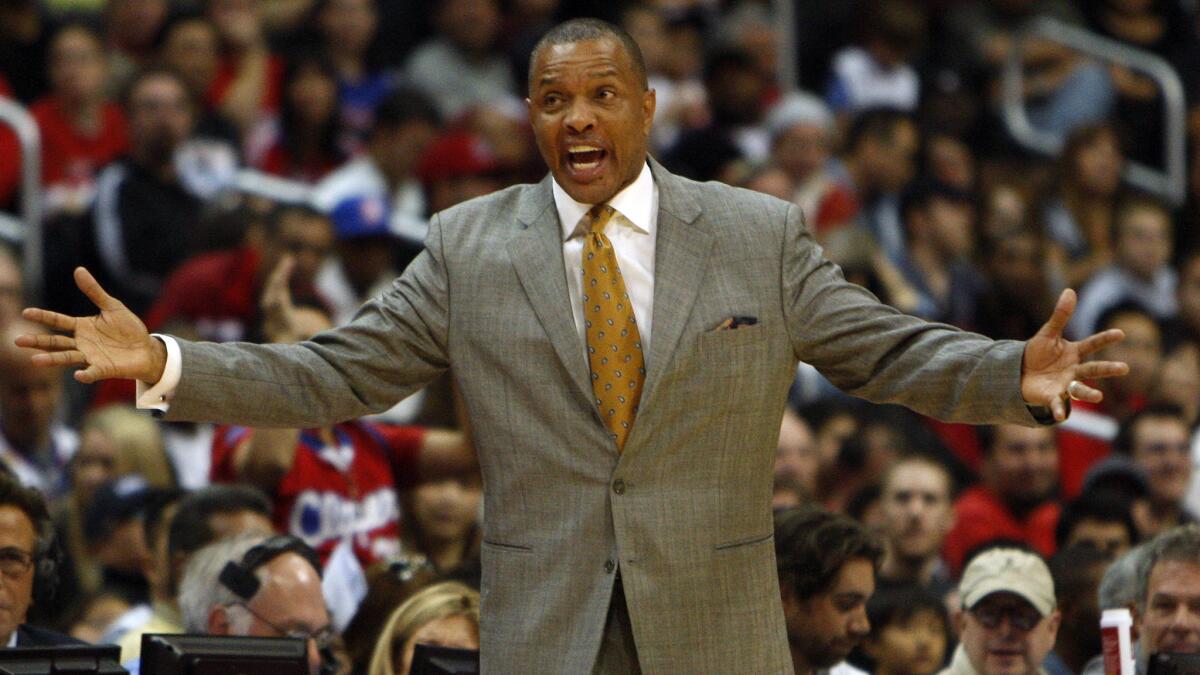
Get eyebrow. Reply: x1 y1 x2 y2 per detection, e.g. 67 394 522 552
537 68 622 88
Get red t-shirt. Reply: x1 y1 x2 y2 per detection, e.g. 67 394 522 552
29 97 128 187
943 485 1060 577
211 420 425 567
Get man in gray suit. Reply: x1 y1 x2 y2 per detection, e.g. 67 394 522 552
19 19 1127 674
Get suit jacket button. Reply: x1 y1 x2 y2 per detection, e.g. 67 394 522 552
604 559 615 574
612 479 625 495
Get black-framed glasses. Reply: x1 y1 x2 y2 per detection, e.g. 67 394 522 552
969 603 1042 632
225 602 334 650
0 547 34 578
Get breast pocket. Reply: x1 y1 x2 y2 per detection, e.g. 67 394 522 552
690 323 771 414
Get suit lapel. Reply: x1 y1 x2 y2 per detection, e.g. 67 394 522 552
639 160 711 412
506 177 595 406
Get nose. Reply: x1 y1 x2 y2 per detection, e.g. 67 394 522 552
849 609 871 638
564 99 595 134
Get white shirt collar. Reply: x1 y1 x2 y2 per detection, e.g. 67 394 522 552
552 160 655 239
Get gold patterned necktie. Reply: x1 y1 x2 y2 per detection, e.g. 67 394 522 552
582 204 645 451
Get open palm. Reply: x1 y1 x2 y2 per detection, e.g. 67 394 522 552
1020 289 1130 422
16 267 165 384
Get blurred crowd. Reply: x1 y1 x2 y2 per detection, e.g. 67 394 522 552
1 0 1200 673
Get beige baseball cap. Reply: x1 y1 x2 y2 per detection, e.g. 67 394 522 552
960 548 1056 616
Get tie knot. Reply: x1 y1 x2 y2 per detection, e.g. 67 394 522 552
586 204 616 234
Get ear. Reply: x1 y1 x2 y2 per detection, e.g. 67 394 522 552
1047 609 1062 637
952 607 965 636
642 88 657 137
1130 603 1141 642
207 605 231 635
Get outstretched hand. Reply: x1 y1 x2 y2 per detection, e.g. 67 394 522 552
15 267 166 384
1021 289 1129 422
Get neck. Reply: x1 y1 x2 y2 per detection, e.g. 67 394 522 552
330 51 362 80
790 646 816 675
425 536 468 572
64 97 103 133
881 548 938 584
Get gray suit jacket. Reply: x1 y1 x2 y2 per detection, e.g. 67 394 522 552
165 160 1037 674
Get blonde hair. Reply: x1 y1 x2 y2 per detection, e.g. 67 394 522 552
79 405 175 488
366 581 481 675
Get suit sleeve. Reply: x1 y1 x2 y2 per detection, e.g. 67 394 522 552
162 213 452 428
780 203 1040 426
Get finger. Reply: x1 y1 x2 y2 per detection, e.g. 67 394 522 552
14 334 76 351
74 267 122 312
21 307 77 332
1075 360 1130 380
74 365 104 384
31 350 87 367
261 255 295 308
1076 328 1124 357
1067 382 1104 404
1037 288 1077 339
1050 395 1067 422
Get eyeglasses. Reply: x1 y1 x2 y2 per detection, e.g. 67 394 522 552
969 603 1043 632
225 602 334 650
0 547 34 578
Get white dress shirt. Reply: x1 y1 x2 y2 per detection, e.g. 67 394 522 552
553 161 658 358
138 162 661 412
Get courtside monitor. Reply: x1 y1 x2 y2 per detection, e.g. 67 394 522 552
140 634 307 674
0 644 125 674
1149 652 1200 675
410 644 479 675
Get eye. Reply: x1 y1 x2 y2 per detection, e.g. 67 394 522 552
543 93 563 107
596 88 616 100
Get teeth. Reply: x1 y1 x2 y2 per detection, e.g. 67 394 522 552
569 145 602 153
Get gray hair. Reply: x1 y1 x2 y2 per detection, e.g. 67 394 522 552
179 533 270 632
1135 524 1200 611
1098 542 1150 610
528 19 648 93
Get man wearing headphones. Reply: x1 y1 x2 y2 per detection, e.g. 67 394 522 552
175 533 333 675
0 472 79 647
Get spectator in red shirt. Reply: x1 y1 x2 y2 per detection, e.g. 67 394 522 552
210 262 474 568
32 24 129 219
144 201 334 342
943 424 1061 577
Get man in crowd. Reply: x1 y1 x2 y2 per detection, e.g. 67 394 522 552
1114 404 1195 537
1135 525 1200 671
0 472 84 646
0 320 76 496
175 533 331 675
1054 492 1138 558
19 18 1127 673
775 406 819 507
84 67 204 316
876 454 955 597
944 425 1061 575
897 179 981 329
775 506 883 675
941 547 1061 675
1045 544 1109 675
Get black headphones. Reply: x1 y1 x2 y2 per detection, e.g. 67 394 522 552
29 521 61 609
218 535 323 600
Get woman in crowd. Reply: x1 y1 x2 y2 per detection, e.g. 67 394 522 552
366 581 480 675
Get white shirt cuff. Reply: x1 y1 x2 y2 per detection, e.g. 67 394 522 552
135 334 182 414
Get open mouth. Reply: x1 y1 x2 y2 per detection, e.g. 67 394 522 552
566 145 608 174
